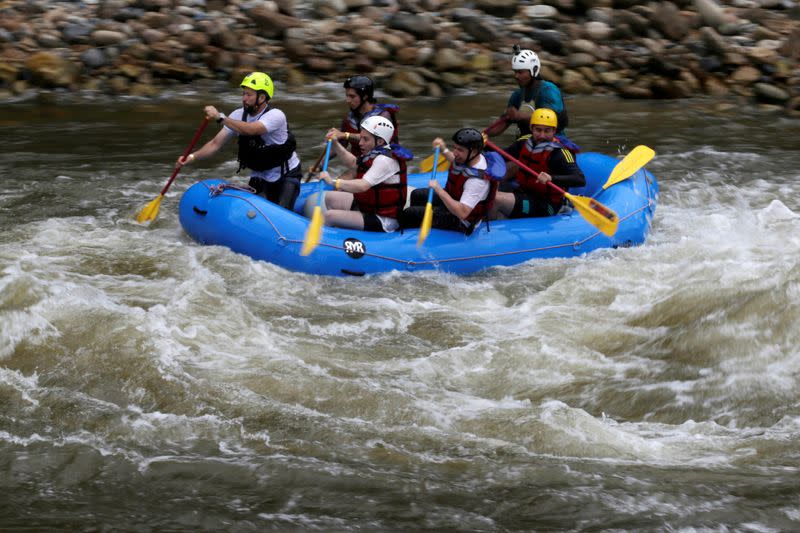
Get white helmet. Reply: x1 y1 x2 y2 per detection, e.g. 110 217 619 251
512 48 541 77
360 115 394 145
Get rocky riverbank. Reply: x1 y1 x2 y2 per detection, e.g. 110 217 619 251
1 0 798 113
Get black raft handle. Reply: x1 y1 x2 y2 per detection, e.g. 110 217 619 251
192 206 208 216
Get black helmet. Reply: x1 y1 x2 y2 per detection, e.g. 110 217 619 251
344 75 375 101
452 128 484 151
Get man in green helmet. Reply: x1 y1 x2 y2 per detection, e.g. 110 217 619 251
177 72 302 209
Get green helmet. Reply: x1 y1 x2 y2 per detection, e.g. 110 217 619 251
240 72 274 99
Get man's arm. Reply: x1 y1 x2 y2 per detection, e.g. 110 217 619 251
177 127 231 166
548 149 585 189
328 136 357 168
431 181 472 220
204 105 266 137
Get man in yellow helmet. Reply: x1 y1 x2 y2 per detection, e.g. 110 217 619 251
492 108 584 219
177 72 302 209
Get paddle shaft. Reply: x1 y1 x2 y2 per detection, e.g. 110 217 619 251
315 140 333 205
483 114 510 137
303 148 327 182
160 118 209 196
427 146 440 203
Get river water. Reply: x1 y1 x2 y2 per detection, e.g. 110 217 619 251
1 86 800 531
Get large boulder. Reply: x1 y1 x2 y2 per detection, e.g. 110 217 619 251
25 52 78 87
247 6 302 39
475 0 518 18
387 13 437 40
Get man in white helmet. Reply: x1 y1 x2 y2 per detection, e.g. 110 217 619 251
319 116 413 232
485 45 570 139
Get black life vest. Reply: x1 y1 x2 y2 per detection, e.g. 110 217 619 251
236 107 296 175
353 145 408 219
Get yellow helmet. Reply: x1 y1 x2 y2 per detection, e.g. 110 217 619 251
240 72 274 99
530 108 557 128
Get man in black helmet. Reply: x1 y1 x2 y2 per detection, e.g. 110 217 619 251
325 75 400 157
400 128 505 234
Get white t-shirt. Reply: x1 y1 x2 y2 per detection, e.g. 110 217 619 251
360 154 401 232
458 154 489 212
225 106 301 182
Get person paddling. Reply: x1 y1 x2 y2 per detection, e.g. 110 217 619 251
318 116 412 232
400 128 505 235
177 72 302 209
485 45 570 139
326 75 400 157
492 109 585 219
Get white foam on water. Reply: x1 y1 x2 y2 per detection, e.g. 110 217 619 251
2 142 800 519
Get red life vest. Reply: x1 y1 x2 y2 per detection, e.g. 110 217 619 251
515 139 575 206
341 104 400 156
444 161 498 225
353 146 407 219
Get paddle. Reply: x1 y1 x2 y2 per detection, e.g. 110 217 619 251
419 152 449 174
135 118 209 224
484 139 619 237
602 145 655 190
300 139 333 256
417 146 440 247
418 115 510 173
303 146 328 183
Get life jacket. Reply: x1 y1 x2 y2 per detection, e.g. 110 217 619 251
443 152 503 226
341 103 400 156
514 80 569 136
515 134 582 154
236 107 296 175
353 144 411 219
515 139 577 206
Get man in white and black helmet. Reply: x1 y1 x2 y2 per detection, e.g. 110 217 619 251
486 45 571 140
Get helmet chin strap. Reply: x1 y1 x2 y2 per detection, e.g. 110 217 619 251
245 93 268 115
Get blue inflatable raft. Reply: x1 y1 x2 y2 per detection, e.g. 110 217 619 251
178 152 658 276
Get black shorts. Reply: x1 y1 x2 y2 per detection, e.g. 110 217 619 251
510 191 559 218
351 200 391 233
362 213 386 232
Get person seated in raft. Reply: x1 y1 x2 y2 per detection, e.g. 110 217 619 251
318 116 412 232
324 75 400 158
177 72 302 210
399 128 506 235
492 108 585 219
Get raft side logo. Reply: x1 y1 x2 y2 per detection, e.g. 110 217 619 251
343 238 366 259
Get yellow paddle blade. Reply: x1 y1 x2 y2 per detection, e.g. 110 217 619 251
603 145 655 190
300 205 324 256
419 153 450 174
135 194 164 224
417 202 433 247
565 192 619 236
